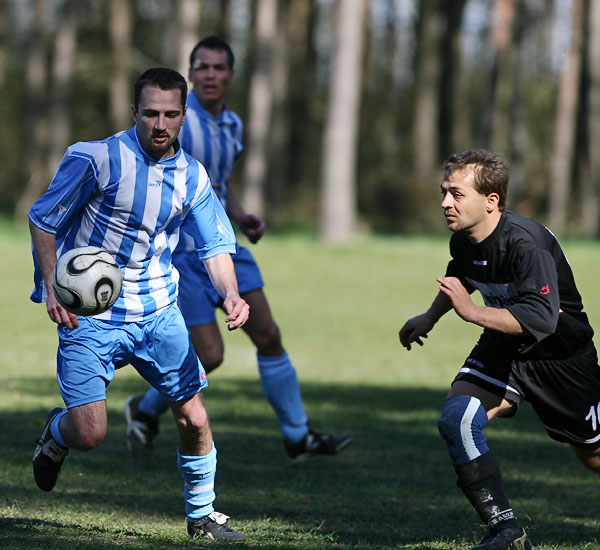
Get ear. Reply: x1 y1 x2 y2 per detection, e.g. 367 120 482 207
485 192 500 213
131 104 137 123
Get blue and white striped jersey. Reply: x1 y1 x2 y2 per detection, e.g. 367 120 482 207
180 91 243 209
29 127 236 322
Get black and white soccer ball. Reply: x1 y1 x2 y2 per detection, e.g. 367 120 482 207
52 246 122 316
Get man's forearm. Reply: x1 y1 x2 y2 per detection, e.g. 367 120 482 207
203 253 239 299
466 306 524 334
29 221 58 289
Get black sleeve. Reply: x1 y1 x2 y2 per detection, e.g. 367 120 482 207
505 247 560 342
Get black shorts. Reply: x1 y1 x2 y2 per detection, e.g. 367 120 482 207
453 337 600 449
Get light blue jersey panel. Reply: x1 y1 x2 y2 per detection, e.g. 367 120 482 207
29 127 236 322
180 91 243 210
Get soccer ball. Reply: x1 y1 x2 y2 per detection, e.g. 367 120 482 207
52 246 122 316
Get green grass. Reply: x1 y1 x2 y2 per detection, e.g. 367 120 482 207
2 221 600 549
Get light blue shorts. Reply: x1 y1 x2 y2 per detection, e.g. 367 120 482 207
56 304 208 408
174 245 264 327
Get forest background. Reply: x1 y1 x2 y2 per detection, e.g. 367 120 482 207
1 0 597 242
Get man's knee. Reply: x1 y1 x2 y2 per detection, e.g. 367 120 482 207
192 336 224 373
174 397 210 435
201 350 224 373
65 416 106 451
438 395 490 464
254 322 282 356
64 402 107 451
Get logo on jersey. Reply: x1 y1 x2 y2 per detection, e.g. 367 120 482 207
201 373 207 381
472 260 488 266
466 277 514 307
540 284 550 295
148 180 162 187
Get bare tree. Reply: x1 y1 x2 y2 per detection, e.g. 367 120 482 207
548 0 584 233
412 0 442 179
287 0 316 202
48 0 80 173
483 0 515 153
109 0 132 132
241 0 277 218
266 1 291 228
163 0 202 77
319 0 365 243
506 0 528 211
0 0 7 90
439 0 467 158
15 0 50 221
176 0 202 77
580 0 600 236
215 0 231 39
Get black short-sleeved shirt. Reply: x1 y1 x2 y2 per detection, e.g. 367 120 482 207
445 210 594 360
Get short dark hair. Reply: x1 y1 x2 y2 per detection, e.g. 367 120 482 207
133 67 187 109
443 149 509 211
189 35 235 70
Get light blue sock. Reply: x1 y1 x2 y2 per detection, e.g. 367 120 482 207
139 387 169 419
49 410 69 448
177 444 217 521
257 351 309 444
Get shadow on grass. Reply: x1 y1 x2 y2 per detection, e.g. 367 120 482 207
1 375 599 549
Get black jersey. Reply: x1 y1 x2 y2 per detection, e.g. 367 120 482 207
445 210 594 359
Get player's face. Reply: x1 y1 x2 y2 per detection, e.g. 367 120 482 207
132 84 186 160
188 47 234 115
441 168 492 240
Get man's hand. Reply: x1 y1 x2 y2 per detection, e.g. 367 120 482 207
239 214 265 244
223 295 250 331
437 276 477 323
399 313 434 351
46 292 79 329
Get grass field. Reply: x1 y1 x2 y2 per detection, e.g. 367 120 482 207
1 219 600 549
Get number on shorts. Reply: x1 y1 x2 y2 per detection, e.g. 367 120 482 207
585 403 600 431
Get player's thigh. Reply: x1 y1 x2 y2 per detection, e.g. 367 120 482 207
520 342 600 450
188 322 224 369
57 317 129 409
570 445 600 474
448 381 517 420
133 306 208 402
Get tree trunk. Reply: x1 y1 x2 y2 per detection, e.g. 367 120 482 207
14 0 49 221
0 0 6 90
287 0 315 202
548 0 584 233
439 0 466 159
485 0 515 156
241 0 277 218
266 2 290 228
109 0 132 132
215 0 231 39
163 0 202 75
507 0 527 211
318 0 365 243
413 0 442 179
48 0 79 173
581 0 600 236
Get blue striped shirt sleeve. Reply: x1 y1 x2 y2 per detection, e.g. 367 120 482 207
181 185 236 261
28 150 98 235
